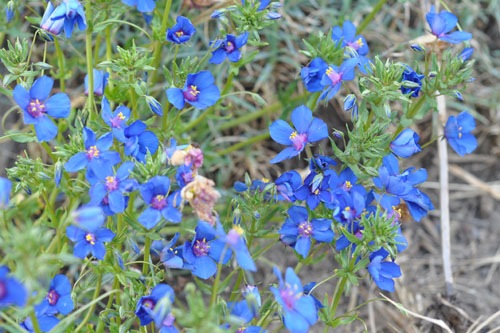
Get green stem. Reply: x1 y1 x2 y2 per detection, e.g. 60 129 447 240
356 0 388 34
54 38 65 91
151 0 173 84
96 276 121 333
85 0 95 122
41 142 55 162
75 271 103 332
217 133 270 156
142 236 152 276
395 95 426 135
181 107 212 132
219 101 282 131
228 270 244 302
29 310 42 333
329 258 355 320
210 246 229 306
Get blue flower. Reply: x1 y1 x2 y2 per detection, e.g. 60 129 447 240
444 111 477 156
35 274 74 316
367 251 402 292
175 164 194 188
459 47 474 62
159 313 179 333
410 44 425 52
124 120 159 163
182 221 231 279
426 5 472 44
400 66 424 98
160 233 185 270
135 284 175 326
101 97 131 143
390 128 422 158
145 95 163 116
166 16 196 44
216 223 256 271
331 20 372 74
294 171 332 210
300 57 329 93
166 71 220 110
13 76 71 142
331 185 368 224
0 177 12 209
269 105 328 163
66 206 115 260
64 128 121 180
138 176 181 229
41 0 87 38
225 287 264 332
328 167 357 195
20 312 60 332
270 267 317 333
279 206 334 258
319 58 357 101
303 282 324 309
275 171 301 202
122 0 156 12
6 1 14 22
332 20 369 56
0 266 27 308
343 94 357 112
89 162 137 214
373 154 433 222
209 32 249 64
85 69 109 96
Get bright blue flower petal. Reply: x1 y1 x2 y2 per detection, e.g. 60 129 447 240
269 120 293 145
192 256 217 279
13 84 30 110
295 237 311 258
270 146 300 164
138 207 162 229
166 88 185 109
108 190 125 213
307 118 328 142
30 76 53 101
291 105 313 134
45 92 71 118
34 116 58 142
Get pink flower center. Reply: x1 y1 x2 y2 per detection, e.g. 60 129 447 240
343 180 353 191
183 85 200 102
47 289 59 305
326 67 342 85
110 112 126 128
0 282 6 299
162 313 175 327
151 194 167 210
298 221 313 237
85 233 96 245
142 297 155 309
105 176 119 191
225 41 235 53
28 99 46 118
86 146 100 160
280 285 299 310
289 131 308 151
193 238 210 257
346 37 363 51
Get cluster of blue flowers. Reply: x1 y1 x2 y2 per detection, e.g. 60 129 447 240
229 7 476 332
1 1 480 332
